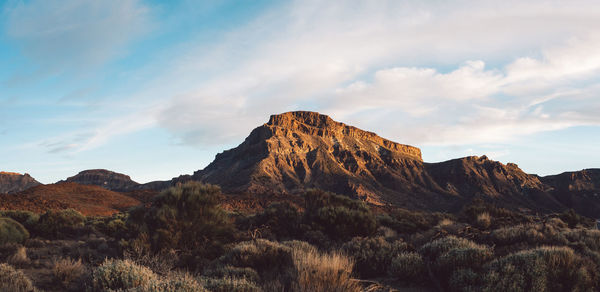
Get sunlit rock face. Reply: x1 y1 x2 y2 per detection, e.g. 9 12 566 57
0 172 41 194
190 111 558 211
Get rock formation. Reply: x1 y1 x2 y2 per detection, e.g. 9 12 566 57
189 111 565 212
0 171 41 194
63 169 140 192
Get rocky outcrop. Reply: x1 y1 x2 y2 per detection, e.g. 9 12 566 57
63 169 140 192
0 172 41 194
540 169 600 218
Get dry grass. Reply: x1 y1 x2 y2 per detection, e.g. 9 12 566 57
53 257 86 288
476 212 492 229
291 243 361 292
7 246 30 267
0 263 35 292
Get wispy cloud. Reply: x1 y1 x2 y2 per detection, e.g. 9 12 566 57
3 0 149 80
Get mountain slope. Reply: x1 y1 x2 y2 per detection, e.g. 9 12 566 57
0 172 41 194
540 169 600 217
0 182 141 216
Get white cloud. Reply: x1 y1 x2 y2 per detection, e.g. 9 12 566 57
149 0 600 149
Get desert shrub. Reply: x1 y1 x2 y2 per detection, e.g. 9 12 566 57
92 258 158 291
304 189 376 241
0 263 35 292
8 246 29 267
389 252 427 283
460 199 531 228
559 209 594 228
476 212 492 229
53 257 86 288
291 242 360 292
200 276 261 292
203 266 260 284
158 272 207 292
436 245 493 272
216 239 295 285
216 239 359 291
448 268 481 292
241 202 302 240
563 228 600 252
382 208 449 233
129 182 234 261
0 210 39 230
419 236 482 260
420 236 493 290
482 246 598 292
546 217 568 229
342 236 408 278
490 223 568 247
0 217 29 245
36 209 85 238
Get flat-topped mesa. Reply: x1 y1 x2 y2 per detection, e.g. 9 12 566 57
266 111 422 161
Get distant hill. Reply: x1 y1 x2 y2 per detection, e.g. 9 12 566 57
0 182 141 216
62 169 140 192
0 171 41 194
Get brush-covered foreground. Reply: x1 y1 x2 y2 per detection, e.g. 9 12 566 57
0 182 599 291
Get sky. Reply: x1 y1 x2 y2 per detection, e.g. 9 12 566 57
1 0 600 184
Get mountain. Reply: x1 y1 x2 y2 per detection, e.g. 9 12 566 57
63 169 140 192
188 111 572 212
0 171 41 194
540 169 600 217
0 182 141 216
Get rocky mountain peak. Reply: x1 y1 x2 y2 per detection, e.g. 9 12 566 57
0 171 41 194
264 111 422 161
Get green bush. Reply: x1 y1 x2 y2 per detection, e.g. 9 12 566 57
92 258 158 291
0 263 35 292
389 252 427 283
482 246 598 292
36 209 85 238
128 182 235 263
0 210 39 230
304 189 376 241
0 217 29 245
342 236 408 278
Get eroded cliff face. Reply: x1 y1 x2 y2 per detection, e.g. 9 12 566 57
190 111 560 211
63 169 140 192
0 172 41 194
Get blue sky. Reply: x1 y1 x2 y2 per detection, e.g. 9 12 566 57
1 0 600 183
